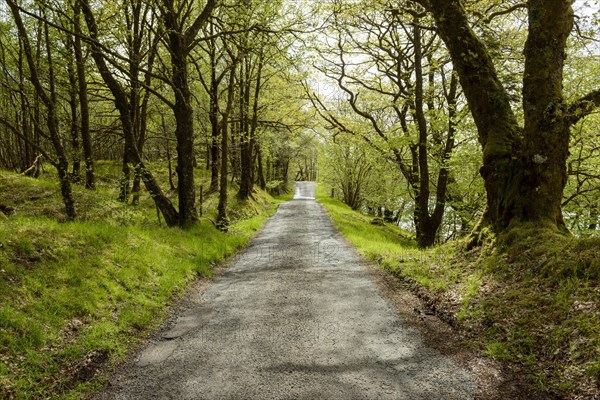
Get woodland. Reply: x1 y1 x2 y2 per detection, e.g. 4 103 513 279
0 0 599 399
0 0 598 241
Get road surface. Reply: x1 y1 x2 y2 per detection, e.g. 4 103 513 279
96 181 476 399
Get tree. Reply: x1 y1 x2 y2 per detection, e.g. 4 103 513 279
216 47 239 231
6 0 77 220
310 0 463 247
158 0 217 228
197 21 226 193
73 0 95 189
416 0 600 235
80 0 180 226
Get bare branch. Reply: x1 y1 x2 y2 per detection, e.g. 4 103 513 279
567 89 600 125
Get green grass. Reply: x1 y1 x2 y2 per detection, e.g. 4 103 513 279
317 188 460 294
316 192 414 258
317 189 600 399
0 168 283 399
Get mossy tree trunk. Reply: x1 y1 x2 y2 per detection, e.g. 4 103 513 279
425 0 600 234
519 1 573 227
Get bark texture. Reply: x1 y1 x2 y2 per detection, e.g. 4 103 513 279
426 0 578 233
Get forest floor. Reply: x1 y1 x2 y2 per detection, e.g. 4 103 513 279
94 182 518 400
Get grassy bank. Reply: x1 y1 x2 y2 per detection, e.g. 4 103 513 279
318 193 599 400
0 169 284 399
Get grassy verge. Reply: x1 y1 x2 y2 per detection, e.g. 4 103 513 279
317 191 599 399
0 169 284 399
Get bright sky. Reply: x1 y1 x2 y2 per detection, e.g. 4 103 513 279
304 0 600 103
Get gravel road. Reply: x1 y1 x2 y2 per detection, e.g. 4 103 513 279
96 182 477 399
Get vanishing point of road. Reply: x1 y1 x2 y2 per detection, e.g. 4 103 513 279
96 182 477 399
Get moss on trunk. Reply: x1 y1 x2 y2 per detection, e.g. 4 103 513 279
428 0 575 235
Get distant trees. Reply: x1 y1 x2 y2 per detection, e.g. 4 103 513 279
321 139 372 211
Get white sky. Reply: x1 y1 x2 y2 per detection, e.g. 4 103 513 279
305 0 600 103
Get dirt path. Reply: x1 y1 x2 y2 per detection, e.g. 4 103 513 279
95 182 478 399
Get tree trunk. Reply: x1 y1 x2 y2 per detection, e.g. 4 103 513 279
427 0 574 233
131 174 141 204
406 22 456 248
256 143 266 191
17 38 33 173
167 144 176 191
131 121 147 205
589 203 598 231
118 149 131 203
216 117 230 231
65 31 81 182
231 122 240 182
43 13 76 220
74 1 95 189
131 113 147 205
67 66 81 181
172 65 198 227
208 37 221 192
217 58 239 231
209 85 220 192
164 17 197 227
238 58 252 200
282 159 290 187
412 22 435 247
518 0 573 227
